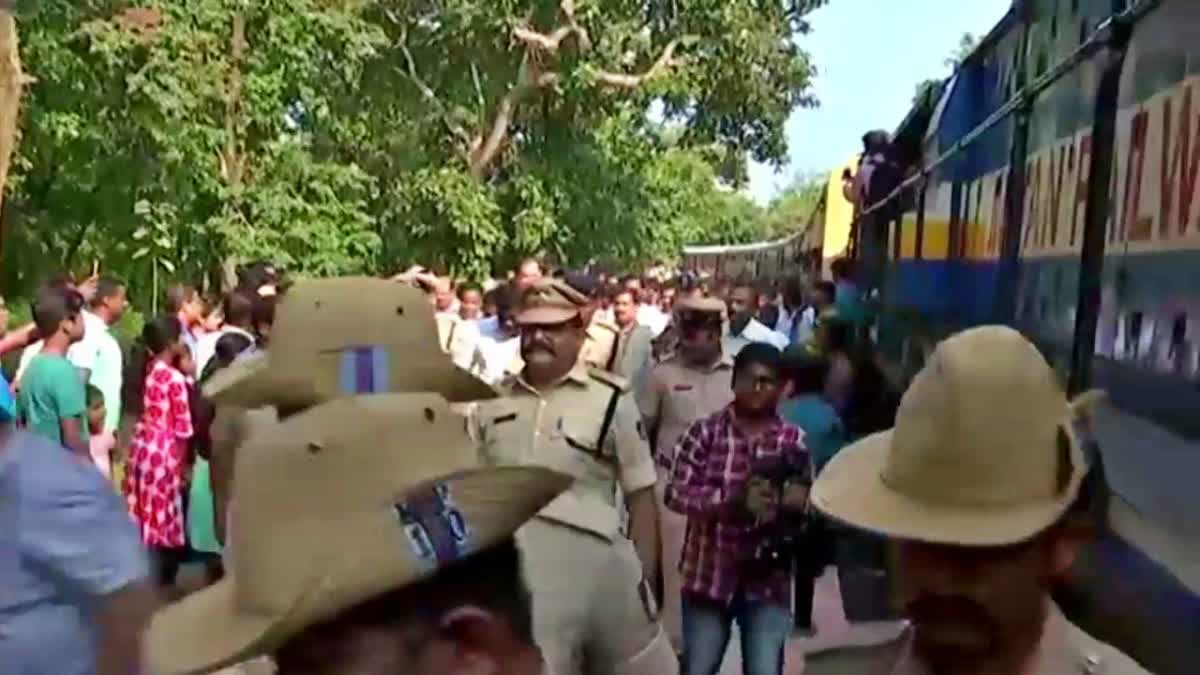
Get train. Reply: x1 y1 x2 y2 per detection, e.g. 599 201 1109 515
683 1 1200 671
680 158 858 286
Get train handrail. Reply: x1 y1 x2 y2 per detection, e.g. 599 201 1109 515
859 0 1162 220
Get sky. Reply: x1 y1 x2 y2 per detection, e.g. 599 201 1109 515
746 0 1013 204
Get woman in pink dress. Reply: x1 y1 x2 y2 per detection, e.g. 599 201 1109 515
123 315 194 588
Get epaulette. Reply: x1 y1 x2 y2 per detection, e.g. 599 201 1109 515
587 366 630 393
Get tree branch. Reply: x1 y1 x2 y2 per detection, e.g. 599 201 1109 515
468 57 560 178
594 39 682 89
394 28 474 157
512 0 591 55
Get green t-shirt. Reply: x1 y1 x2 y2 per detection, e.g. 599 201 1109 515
15 353 87 446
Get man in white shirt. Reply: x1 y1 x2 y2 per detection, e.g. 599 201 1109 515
471 285 522 384
727 282 789 351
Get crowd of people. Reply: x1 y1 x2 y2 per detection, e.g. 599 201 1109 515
0 254 1152 675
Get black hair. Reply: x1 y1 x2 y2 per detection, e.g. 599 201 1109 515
457 283 482 299
782 277 806 306
784 347 829 394
608 285 637 303
823 318 854 353
830 258 853 282
562 271 600 299
814 280 837 301
165 284 197 314
221 290 256 329
252 295 277 331
90 275 126 308
732 342 785 383
124 315 182 416
731 278 759 301
237 261 279 292
273 539 534 668
200 332 254 384
31 285 84 335
86 384 105 408
143 314 182 357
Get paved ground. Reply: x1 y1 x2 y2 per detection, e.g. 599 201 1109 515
716 568 905 675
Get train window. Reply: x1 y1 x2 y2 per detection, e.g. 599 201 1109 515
1050 14 1058 41
1126 312 1144 359
1079 19 1089 46
1071 0 1080 15
1168 314 1189 370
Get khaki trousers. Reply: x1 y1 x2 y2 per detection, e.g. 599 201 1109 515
655 469 687 652
517 517 678 675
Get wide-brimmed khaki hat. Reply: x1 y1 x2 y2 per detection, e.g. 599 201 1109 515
516 279 589 325
145 393 571 675
812 326 1091 547
203 277 497 407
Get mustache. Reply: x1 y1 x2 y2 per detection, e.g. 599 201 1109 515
905 594 995 630
523 341 556 355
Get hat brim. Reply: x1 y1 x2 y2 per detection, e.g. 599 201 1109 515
145 465 572 675
516 307 580 325
811 431 1082 547
203 352 500 408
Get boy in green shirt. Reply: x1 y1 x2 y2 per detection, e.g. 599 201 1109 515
16 285 88 455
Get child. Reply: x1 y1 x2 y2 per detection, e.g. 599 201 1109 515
86 384 115 478
123 315 194 588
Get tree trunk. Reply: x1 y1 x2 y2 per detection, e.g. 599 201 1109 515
0 9 27 259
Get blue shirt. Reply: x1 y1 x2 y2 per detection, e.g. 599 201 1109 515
0 430 149 675
778 394 846 476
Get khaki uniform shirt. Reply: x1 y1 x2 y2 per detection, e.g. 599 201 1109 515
470 364 657 540
636 353 735 464
582 319 620 372
805 604 1151 675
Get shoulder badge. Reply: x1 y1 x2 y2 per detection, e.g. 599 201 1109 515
587 366 630 393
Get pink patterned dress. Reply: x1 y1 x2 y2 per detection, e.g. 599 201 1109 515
124 358 194 548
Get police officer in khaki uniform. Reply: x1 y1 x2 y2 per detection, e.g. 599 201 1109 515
470 279 678 675
145 393 571 675
635 294 733 651
806 327 1151 675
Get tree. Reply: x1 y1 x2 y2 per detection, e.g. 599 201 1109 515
1 0 831 300
912 32 980 105
762 171 825 240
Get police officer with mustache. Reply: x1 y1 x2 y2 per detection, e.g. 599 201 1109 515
469 279 678 675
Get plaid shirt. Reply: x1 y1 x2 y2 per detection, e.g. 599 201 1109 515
664 406 807 608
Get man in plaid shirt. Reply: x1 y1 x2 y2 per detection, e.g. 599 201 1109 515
665 342 809 675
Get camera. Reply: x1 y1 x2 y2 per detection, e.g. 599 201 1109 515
744 455 812 574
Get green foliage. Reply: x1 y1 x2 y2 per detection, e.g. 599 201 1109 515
1 0 828 299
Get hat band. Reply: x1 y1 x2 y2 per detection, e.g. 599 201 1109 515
339 346 391 394
393 483 472 569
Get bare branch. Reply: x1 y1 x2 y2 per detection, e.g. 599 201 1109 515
393 19 474 158
512 0 591 55
594 39 682 89
468 57 560 178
